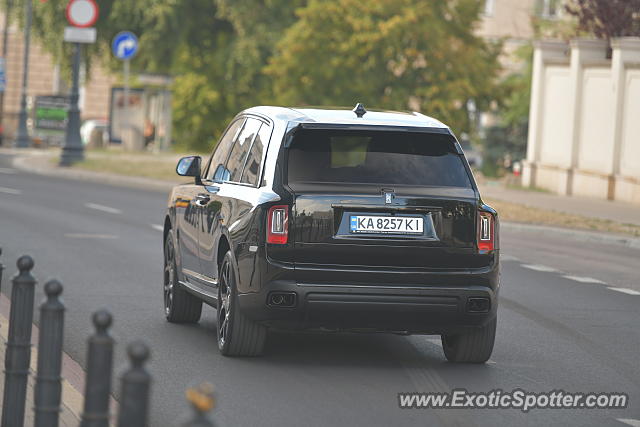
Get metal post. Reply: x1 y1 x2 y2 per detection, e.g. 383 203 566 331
182 383 218 427
13 0 30 148
80 310 114 427
116 341 151 427
122 58 129 150
1 255 37 427
60 42 84 165
0 0 13 146
0 247 4 292
34 279 65 427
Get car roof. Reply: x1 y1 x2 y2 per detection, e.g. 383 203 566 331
241 105 449 129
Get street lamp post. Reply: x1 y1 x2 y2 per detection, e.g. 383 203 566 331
14 0 31 148
59 42 84 166
0 0 14 147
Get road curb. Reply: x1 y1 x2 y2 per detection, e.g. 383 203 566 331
11 152 175 193
502 222 640 249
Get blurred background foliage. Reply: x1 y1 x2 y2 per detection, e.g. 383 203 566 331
5 0 505 152
7 0 633 159
266 0 503 139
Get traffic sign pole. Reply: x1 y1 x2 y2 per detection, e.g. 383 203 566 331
123 58 130 149
60 42 84 166
60 0 98 165
111 31 138 150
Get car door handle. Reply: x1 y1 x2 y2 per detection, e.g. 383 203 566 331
194 193 210 206
204 185 220 194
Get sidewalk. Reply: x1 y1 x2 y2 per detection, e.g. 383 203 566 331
3 148 177 193
479 182 640 227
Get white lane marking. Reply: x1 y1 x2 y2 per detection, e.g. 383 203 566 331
64 233 118 239
501 254 520 262
0 186 21 195
486 359 497 365
562 275 606 284
607 287 640 296
521 264 559 273
84 203 122 215
151 224 164 232
0 167 16 174
617 419 640 427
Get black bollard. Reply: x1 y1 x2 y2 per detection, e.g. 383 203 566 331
117 341 151 427
80 310 114 427
1 255 37 427
34 279 65 427
182 383 218 427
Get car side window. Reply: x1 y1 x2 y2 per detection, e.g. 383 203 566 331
205 118 245 181
240 122 270 186
224 118 261 183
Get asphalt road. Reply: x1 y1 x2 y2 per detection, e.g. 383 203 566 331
1 153 639 427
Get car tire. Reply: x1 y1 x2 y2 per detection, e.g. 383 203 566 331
217 250 267 356
164 231 202 323
441 316 496 363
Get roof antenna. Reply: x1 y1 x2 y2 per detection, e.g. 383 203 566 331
352 103 367 118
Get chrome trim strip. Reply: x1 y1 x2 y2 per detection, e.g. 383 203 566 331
178 280 218 301
182 268 218 285
297 283 447 290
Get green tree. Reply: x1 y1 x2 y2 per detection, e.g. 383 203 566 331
6 0 503 151
479 43 532 177
266 0 502 136
5 0 283 150
172 0 304 150
11 0 226 75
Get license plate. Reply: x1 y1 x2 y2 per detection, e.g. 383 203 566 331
350 215 423 234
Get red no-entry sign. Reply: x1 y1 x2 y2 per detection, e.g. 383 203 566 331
66 0 99 28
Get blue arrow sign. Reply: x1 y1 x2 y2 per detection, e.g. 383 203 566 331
112 31 138 60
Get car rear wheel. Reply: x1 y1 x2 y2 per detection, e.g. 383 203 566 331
441 316 496 363
164 231 202 323
217 250 267 356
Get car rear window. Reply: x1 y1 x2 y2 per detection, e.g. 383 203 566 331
287 129 472 188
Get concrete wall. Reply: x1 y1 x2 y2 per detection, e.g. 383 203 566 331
523 37 640 204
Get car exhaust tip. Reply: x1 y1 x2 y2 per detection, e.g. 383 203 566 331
467 297 490 313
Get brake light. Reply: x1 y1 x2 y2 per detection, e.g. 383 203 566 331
477 211 494 251
267 205 289 244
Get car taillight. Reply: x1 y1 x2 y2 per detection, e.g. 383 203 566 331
477 211 494 251
267 205 289 244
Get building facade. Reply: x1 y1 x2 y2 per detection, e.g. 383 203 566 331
477 0 562 70
0 12 115 143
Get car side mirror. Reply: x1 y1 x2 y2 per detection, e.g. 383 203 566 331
176 156 202 183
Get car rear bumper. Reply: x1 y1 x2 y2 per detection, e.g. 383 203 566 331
237 280 498 335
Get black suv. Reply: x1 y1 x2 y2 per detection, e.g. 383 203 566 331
164 104 499 363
